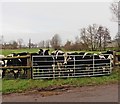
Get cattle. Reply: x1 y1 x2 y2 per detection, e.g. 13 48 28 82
51 49 58 55
0 55 5 67
99 50 114 66
118 55 120 62
101 50 113 58
51 50 65 77
31 49 50 66
0 55 6 78
1 49 114 79
61 52 93 76
32 49 55 78
93 51 114 74
0 53 22 78
64 51 112 76
63 52 76 76
76 52 93 75
16 52 30 78
7 53 22 66
51 50 65 64
4 53 23 78
2 49 50 78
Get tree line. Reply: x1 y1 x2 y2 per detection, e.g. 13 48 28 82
0 23 117 51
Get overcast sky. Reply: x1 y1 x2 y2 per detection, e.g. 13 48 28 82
0 1 118 45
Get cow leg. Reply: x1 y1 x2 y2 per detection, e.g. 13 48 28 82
57 63 62 77
52 64 55 79
2 69 7 78
11 69 20 79
23 68 27 78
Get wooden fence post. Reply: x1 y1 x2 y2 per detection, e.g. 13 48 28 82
113 51 116 67
26 55 32 79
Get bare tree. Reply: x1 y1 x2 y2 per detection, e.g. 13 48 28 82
64 40 72 51
80 24 111 51
86 24 99 51
80 28 90 50
17 38 23 49
50 34 61 49
115 33 120 49
28 38 31 49
10 40 18 49
103 28 111 50
97 26 104 51
38 40 45 48
45 40 50 49
110 1 120 49
110 1 118 21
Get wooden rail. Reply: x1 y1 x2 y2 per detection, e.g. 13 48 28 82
0 66 31 69
0 55 32 78
0 55 30 60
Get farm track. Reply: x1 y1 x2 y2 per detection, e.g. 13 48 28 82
2 83 118 102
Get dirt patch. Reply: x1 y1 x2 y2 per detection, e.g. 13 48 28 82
36 85 75 97
37 85 74 91
4 85 75 97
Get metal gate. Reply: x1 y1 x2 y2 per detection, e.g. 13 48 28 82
32 55 112 79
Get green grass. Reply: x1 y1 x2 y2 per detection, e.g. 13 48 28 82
0 48 40 56
2 48 119 56
1 68 119 94
117 52 120 55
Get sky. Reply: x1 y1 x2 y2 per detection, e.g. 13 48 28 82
0 0 118 45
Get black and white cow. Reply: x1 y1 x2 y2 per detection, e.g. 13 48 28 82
31 49 50 66
31 49 55 78
99 50 114 66
2 52 31 78
1 53 22 78
64 51 112 75
51 49 65 65
0 55 5 67
0 55 6 78
51 49 66 76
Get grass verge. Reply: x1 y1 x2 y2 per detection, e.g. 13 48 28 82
1 67 119 94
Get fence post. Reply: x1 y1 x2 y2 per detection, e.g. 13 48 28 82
30 55 33 79
113 51 116 67
74 55 75 76
93 54 95 75
27 55 32 79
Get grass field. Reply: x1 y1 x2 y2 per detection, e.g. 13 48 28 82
0 48 40 56
1 67 119 94
1 48 120 56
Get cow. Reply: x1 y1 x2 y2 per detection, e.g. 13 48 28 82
7 53 22 66
31 49 50 66
4 53 23 78
99 50 114 66
31 49 55 78
93 51 114 74
63 52 77 76
0 55 6 78
64 51 110 76
101 50 113 59
51 49 66 77
0 55 5 67
1 53 22 78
